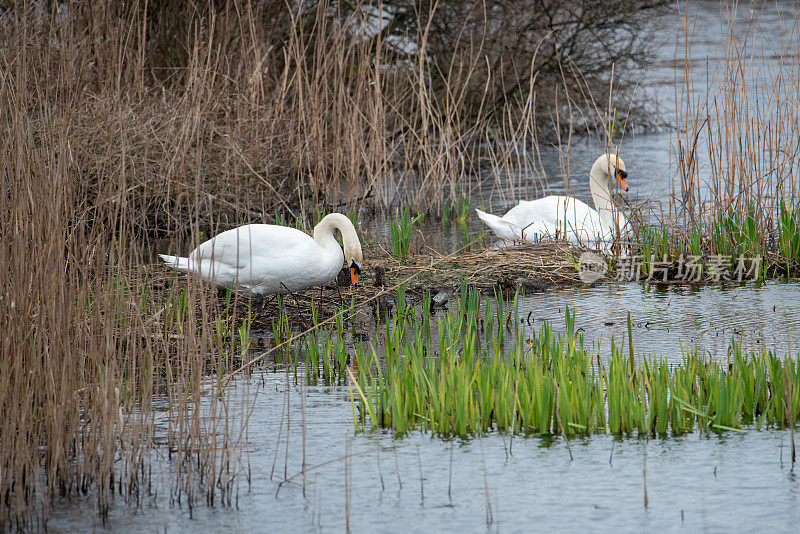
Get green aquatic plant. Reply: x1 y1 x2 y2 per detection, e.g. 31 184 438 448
273 209 288 226
607 109 624 142
271 297 292 361
711 205 763 261
641 226 670 275
443 185 471 228
347 209 358 229
390 207 423 259
164 288 189 336
641 205 771 281
677 225 703 262
453 195 471 224
778 199 800 261
343 291 800 438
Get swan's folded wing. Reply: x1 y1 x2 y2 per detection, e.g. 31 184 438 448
504 196 605 244
190 224 312 267
246 230 326 288
187 225 319 288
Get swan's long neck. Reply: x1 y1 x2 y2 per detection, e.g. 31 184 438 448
312 213 360 263
589 169 622 230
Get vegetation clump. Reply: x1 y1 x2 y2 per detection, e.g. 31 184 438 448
389 208 423 259
346 285 800 437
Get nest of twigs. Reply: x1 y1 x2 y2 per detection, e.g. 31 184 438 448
366 242 583 293
206 241 587 328
148 240 593 334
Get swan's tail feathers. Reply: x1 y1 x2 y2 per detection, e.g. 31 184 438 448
475 208 519 241
475 208 504 226
475 208 517 229
159 254 191 273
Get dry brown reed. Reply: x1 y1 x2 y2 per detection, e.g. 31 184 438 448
668 2 800 251
1 1 660 239
0 4 257 525
0 117 251 526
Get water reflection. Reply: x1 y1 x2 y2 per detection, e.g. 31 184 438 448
48 368 800 533
519 280 800 360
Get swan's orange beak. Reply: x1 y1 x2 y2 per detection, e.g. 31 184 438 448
615 169 629 192
349 261 361 285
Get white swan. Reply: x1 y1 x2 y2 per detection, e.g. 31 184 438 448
475 153 630 251
159 213 363 295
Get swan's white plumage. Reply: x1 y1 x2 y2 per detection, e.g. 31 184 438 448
477 154 629 251
476 196 622 243
159 213 362 295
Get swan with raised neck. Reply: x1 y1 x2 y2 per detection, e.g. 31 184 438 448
588 153 629 236
474 152 631 251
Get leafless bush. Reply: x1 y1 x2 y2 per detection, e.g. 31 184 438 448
383 0 666 127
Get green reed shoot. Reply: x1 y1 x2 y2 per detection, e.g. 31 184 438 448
641 226 670 275
779 199 800 261
443 185 471 228
346 289 800 438
687 226 703 257
710 205 762 262
390 207 423 259
274 209 288 226
453 195 471 224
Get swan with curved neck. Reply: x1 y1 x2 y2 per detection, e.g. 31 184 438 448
475 153 630 251
160 213 363 295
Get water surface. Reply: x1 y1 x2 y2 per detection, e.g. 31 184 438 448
50 365 800 533
520 280 800 361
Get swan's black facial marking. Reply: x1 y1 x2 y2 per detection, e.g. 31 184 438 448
349 260 362 275
614 167 629 192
